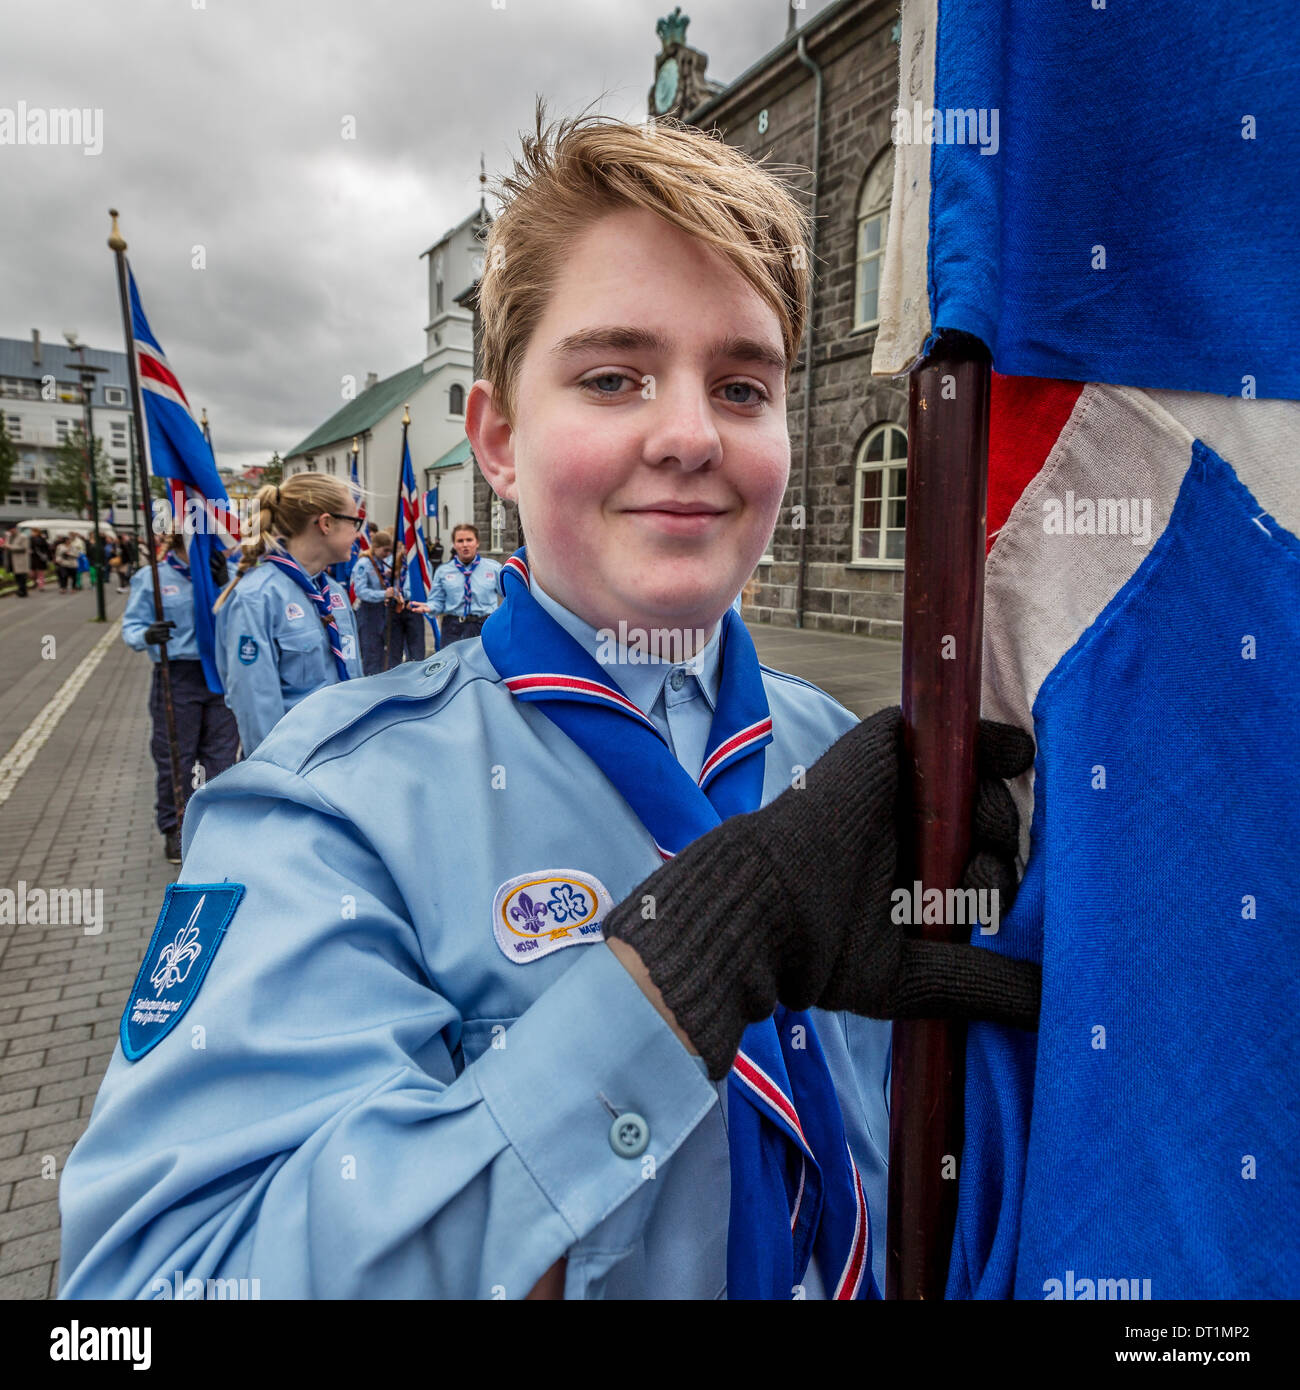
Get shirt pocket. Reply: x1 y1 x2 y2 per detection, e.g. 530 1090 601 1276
275 622 325 691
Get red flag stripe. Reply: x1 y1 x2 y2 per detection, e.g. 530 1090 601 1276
137 347 191 409
986 374 1084 554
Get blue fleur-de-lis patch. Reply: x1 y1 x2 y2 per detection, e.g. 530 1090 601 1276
491 869 613 964
121 883 244 1061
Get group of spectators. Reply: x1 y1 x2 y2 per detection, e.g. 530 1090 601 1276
2 526 140 597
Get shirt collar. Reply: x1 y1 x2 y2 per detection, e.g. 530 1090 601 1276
529 578 722 715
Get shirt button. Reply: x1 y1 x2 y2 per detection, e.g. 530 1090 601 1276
609 1112 650 1158
669 669 686 692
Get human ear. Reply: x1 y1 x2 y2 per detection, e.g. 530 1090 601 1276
466 379 518 503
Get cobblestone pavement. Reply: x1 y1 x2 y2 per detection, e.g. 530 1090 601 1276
0 582 899 1300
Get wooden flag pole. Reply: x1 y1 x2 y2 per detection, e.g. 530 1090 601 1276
108 209 186 832
886 329 992 1300
384 407 411 669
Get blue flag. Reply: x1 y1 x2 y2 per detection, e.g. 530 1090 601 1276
129 268 239 693
874 0 1300 399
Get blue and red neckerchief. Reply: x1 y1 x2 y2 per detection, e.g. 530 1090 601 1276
482 548 875 1300
453 553 480 618
163 550 190 581
264 552 351 682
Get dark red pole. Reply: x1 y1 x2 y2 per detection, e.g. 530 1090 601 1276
886 330 992 1300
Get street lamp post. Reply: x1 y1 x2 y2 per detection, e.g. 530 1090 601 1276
73 351 109 623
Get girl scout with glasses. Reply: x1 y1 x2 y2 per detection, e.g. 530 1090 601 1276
59 111 1036 1300
211 475 364 753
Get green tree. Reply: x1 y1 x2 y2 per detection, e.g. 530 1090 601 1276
261 451 284 487
0 415 15 500
46 428 114 518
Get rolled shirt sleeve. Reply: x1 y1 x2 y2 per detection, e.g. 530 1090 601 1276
57 760 716 1300
352 556 385 604
121 573 154 652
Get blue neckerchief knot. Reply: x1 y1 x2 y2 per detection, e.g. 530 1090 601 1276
265 552 351 682
453 553 480 617
481 547 876 1300
164 550 190 581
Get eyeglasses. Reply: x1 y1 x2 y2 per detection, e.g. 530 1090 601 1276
326 514 364 532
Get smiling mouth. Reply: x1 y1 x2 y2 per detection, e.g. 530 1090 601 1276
625 503 729 516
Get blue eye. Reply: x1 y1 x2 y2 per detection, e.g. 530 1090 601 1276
579 373 769 406
583 373 628 396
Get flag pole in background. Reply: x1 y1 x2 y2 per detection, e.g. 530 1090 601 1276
345 436 370 604
887 329 992 1299
107 208 185 831
384 405 411 667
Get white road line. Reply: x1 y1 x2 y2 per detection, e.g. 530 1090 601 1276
0 620 122 807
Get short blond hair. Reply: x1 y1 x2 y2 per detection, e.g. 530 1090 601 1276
478 99 813 431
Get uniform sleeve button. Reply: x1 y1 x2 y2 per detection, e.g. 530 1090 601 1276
609 1112 650 1158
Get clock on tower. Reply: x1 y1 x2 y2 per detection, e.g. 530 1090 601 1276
649 8 713 123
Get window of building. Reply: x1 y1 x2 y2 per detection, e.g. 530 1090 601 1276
112 458 128 478
436 279 444 314
5 414 20 439
853 424 908 565
855 149 894 330
56 419 72 443
305 461 316 472
449 382 464 416
104 387 127 406
326 456 336 475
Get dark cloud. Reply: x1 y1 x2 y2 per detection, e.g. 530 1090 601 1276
0 0 838 471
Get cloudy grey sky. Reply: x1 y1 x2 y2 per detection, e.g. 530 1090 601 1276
1 0 839 474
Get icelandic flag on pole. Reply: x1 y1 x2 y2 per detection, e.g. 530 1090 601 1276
128 267 239 693
873 0 1300 399
945 381 1300 1300
871 1 1300 1298
399 438 439 644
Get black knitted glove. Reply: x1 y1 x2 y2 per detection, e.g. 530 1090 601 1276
603 707 1040 1080
143 619 176 647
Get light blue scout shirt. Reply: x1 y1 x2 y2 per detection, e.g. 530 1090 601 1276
352 553 413 603
212 560 362 754
57 599 891 1300
430 555 501 617
121 562 200 663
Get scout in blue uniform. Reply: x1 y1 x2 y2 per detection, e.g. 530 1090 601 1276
352 528 431 672
351 528 395 675
212 476 363 754
429 522 500 645
58 112 1037 1300
122 533 239 864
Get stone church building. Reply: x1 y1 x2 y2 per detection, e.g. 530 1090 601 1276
474 0 907 637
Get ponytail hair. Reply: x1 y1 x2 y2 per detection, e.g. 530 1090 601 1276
214 473 352 612
368 528 393 550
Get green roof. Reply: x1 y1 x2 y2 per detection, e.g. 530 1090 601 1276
428 437 472 471
286 361 427 458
